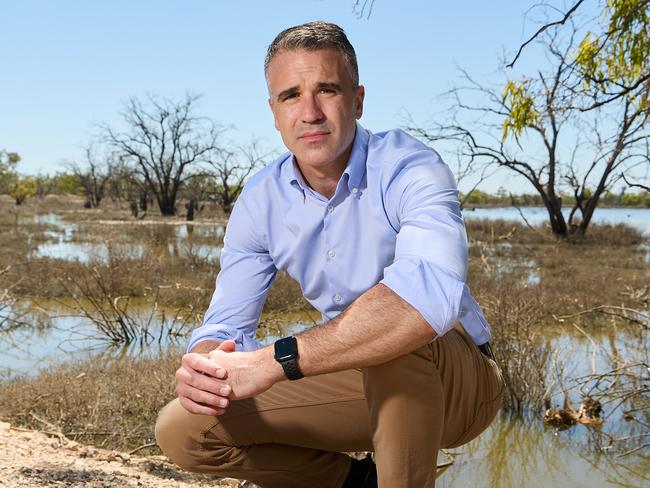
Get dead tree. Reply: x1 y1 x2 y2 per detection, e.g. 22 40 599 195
66 145 113 208
103 94 222 216
206 141 270 215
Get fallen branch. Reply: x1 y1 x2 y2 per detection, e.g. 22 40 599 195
128 442 158 455
554 305 650 328
616 441 650 458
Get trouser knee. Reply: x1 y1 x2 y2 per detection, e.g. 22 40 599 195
155 398 232 473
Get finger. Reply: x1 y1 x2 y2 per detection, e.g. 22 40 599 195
217 340 236 352
177 383 230 409
179 396 226 416
181 367 232 397
182 352 227 379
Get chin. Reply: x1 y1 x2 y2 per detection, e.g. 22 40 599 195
299 153 341 168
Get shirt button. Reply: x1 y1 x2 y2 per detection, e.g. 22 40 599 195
328 249 336 258
351 188 358 194
327 205 334 213
334 294 342 303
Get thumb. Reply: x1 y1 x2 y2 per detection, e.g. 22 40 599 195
217 340 236 352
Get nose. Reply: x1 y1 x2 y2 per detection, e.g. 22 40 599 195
300 93 325 124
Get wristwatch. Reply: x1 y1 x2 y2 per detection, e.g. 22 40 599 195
273 336 304 380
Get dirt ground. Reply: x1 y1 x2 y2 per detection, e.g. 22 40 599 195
0 422 249 488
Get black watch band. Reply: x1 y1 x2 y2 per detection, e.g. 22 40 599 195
274 336 304 381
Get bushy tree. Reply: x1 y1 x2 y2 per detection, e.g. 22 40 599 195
8 176 36 205
0 150 20 194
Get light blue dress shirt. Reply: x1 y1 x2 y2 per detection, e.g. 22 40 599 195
188 125 491 352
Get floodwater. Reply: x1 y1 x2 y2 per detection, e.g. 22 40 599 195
439 413 649 487
0 299 189 378
2 208 649 487
463 206 650 235
26 214 224 263
21 207 650 263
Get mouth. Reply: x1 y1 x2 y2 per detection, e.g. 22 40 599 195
298 131 330 142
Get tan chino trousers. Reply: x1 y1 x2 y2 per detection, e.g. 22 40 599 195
155 326 504 487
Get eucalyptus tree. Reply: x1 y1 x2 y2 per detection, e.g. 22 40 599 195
409 26 649 238
103 94 223 216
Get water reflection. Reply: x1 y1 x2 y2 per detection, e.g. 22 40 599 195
25 216 225 264
0 300 192 380
439 413 650 487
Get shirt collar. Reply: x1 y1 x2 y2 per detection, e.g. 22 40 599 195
284 123 370 194
343 123 369 193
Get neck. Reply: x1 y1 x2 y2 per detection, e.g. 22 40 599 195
296 145 353 200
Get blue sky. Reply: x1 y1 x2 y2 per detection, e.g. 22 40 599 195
2 0 595 193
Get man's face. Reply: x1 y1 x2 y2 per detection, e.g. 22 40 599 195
266 48 364 172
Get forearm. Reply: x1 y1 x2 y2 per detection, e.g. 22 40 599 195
205 284 438 401
295 283 436 376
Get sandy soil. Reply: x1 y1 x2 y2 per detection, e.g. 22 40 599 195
0 422 250 487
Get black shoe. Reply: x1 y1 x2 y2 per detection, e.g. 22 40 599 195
342 453 377 488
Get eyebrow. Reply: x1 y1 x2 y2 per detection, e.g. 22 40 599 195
276 86 299 101
275 82 343 101
316 82 343 92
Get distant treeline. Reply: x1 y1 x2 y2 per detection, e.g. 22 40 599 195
462 188 650 208
0 171 648 209
0 171 82 199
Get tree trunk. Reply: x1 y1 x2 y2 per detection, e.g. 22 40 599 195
186 199 195 221
139 191 148 211
159 199 176 216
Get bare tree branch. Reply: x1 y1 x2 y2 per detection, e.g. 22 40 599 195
506 0 585 68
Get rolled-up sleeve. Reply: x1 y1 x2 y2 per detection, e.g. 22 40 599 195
188 194 277 352
379 149 468 337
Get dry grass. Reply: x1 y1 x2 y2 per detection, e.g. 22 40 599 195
0 350 181 455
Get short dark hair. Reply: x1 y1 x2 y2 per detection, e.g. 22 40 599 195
265 21 359 87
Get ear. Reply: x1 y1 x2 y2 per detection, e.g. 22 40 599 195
355 85 365 119
268 98 280 131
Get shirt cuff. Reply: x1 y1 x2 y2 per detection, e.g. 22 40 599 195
187 323 263 352
380 257 464 337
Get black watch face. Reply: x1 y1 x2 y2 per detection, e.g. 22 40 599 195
275 337 297 361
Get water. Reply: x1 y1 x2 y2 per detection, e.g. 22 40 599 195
25 214 224 263
0 300 191 379
463 206 650 235
439 413 649 487
24 208 650 264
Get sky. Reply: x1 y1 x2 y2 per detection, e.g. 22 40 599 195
1 0 609 193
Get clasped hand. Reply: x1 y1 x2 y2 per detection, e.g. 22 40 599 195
176 340 278 416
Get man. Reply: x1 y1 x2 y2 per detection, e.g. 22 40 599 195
156 21 503 487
